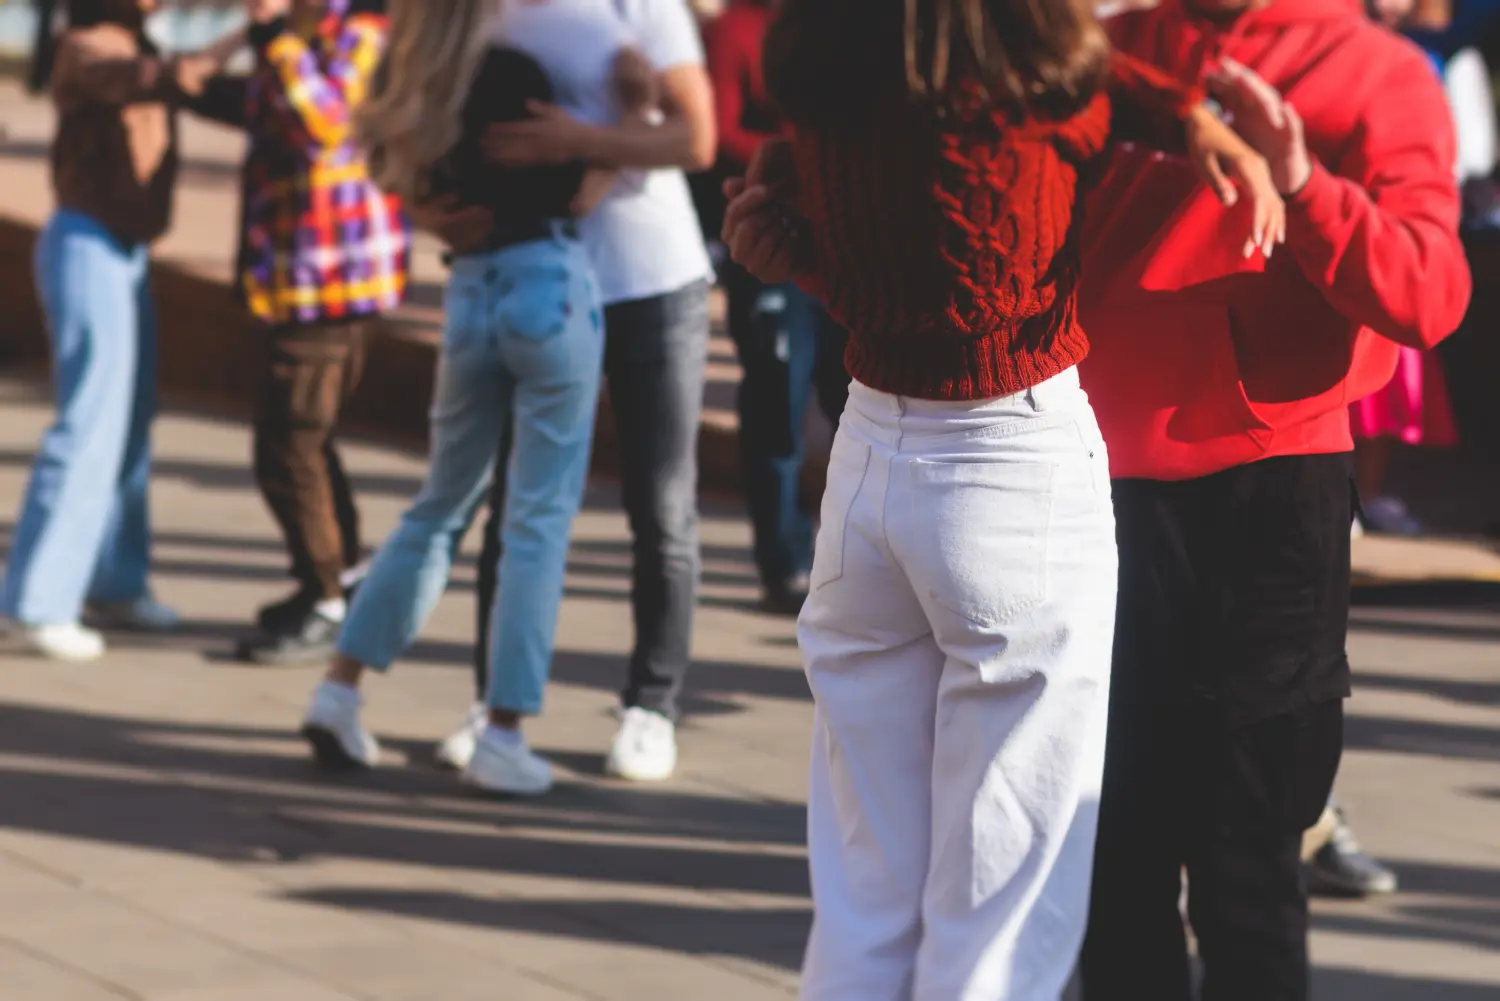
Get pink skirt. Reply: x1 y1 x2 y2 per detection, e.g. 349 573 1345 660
1349 346 1458 447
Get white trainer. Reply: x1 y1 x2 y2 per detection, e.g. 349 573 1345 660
463 727 554 796
22 622 106 662
434 703 488 771
605 707 677 782
301 681 379 769
89 595 180 632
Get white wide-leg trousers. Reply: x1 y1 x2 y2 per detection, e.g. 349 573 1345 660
798 368 1119 1001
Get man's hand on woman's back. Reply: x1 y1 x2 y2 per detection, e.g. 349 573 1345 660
410 196 493 255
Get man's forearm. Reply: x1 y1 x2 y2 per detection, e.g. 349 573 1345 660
1284 162 1471 350
577 115 710 171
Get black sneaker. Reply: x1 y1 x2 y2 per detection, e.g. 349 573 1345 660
259 574 364 633
1306 809 1399 897
256 587 319 633
760 573 811 617
236 608 343 666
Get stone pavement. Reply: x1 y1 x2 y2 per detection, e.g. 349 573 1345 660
1 379 1498 1000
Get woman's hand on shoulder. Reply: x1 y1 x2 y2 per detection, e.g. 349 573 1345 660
1185 103 1285 260
722 138 813 284
722 178 813 285
409 196 493 255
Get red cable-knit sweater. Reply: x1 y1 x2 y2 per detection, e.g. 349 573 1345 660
791 52 1200 401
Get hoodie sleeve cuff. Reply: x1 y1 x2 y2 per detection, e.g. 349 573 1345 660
1285 160 1348 244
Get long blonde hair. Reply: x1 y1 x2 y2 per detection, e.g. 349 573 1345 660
357 0 501 203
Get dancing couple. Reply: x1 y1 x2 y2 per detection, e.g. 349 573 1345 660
298 0 717 793
725 0 1467 998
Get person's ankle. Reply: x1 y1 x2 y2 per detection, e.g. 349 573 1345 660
488 708 523 731
326 654 364 689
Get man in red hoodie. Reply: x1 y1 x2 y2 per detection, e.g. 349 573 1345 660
1077 0 1471 998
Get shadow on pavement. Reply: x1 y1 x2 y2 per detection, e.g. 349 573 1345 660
1312 969 1500 1001
1351 580 1500 611
282 890 811 972
1343 713 1500 762
0 703 1493 987
1353 672 1500 707
0 701 811 966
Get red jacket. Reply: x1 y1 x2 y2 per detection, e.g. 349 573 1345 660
704 1 776 172
1078 0 1471 481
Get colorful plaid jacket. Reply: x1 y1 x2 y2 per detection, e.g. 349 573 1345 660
235 0 409 326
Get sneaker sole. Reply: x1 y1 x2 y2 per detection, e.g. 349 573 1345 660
301 724 372 771
462 771 553 797
604 758 676 783
1306 867 1398 898
23 635 105 662
27 644 105 663
239 638 336 667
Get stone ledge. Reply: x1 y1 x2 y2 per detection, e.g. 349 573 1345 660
0 213 759 498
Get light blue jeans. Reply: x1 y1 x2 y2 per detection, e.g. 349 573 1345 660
2 209 157 625
338 230 602 715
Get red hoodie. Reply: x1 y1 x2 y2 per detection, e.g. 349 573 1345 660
704 1 777 172
1078 0 1471 481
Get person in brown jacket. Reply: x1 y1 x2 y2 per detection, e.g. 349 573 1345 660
0 0 241 661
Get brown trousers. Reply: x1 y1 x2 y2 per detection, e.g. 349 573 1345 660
253 320 370 601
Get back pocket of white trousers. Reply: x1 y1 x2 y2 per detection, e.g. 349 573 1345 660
809 436 872 592
906 459 1056 626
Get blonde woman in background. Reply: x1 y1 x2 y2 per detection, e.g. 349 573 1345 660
296 0 651 797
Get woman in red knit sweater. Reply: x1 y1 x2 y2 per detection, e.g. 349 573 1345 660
723 2 1282 998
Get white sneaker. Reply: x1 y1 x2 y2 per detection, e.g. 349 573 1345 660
300 681 379 769
605 707 677 782
463 726 553 796
22 622 106 662
339 558 373 592
89 595 180 632
434 703 488 771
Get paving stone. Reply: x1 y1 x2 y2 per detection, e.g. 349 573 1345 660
1 380 1497 1000
0 940 135 1001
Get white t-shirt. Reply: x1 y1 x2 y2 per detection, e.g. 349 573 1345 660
495 0 712 306
1444 48 1497 182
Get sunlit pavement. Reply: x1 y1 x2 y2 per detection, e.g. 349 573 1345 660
0 377 1496 1000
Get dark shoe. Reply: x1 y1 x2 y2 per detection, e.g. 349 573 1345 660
760 573 810 617
259 574 363 633
237 608 342 666
1306 809 1399 897
256 587 319 633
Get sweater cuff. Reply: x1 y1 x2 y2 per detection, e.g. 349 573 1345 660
248 16 288 55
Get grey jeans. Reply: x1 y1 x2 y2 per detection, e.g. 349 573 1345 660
475 278 710 719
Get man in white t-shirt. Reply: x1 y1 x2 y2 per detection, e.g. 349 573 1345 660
471 0 717 783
